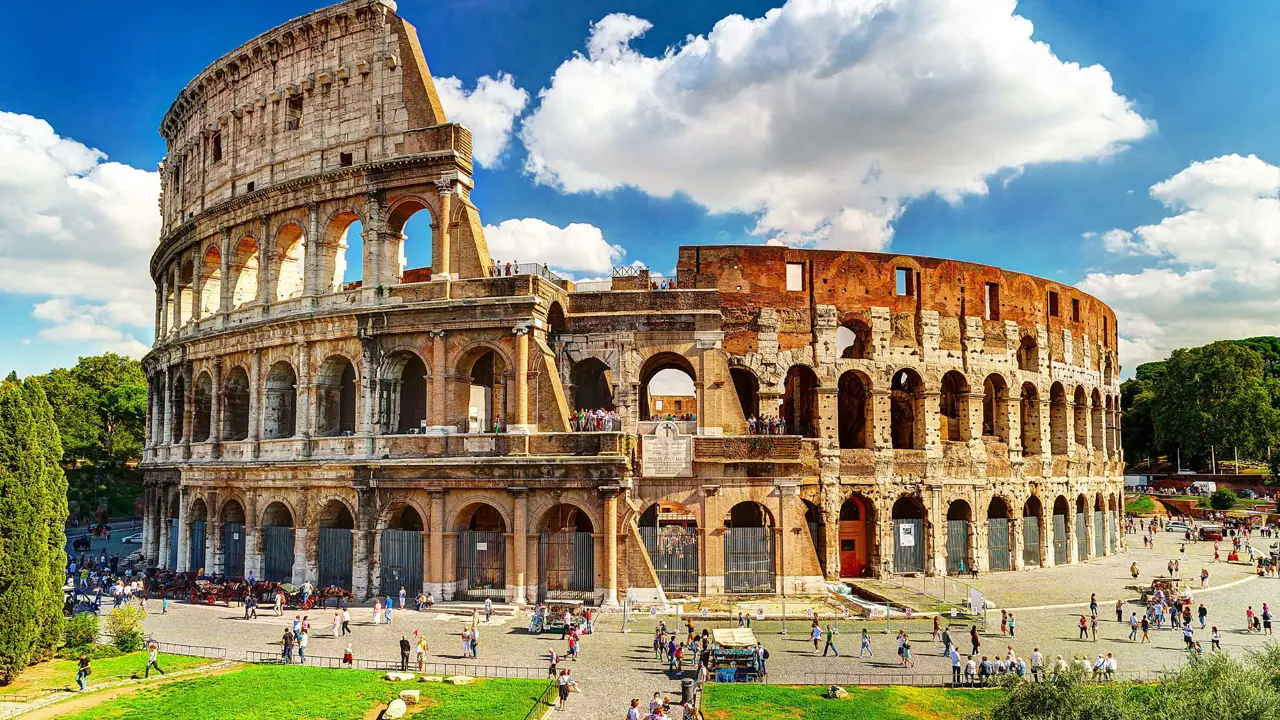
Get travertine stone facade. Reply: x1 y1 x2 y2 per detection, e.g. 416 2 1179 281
142 0 1124 606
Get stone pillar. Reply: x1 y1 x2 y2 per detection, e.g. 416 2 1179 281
428 490 444 598
427 330 450 433
510 325 533 433
1082 501 1095 561
160 273 171 336
157 493 172 570
210 358 224 457
293 527 308 584
181 364 194 459
176 488 190 572
510 488 528 605
819 441 842 582
601 489 620 607
218 228 232 315
777 481 798 594
141 487 154 563
434 180 453 280
297 342 313 447
869 390 893 450
354 487 375 600
1010 514 1024 571
203 490 218 576
1040 504 1052 568
172 265 185 329
257 215 272 310
1067 503 1080 565
248 350 262 458
244 493 261 579
304 202 320 296
161 366 174 446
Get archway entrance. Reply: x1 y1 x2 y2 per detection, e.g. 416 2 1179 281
838 497 871 578
729 368 759 421
803 500 824 577
1052 496 1069 565
317 356 357 436
1023 496 1043 568
571 358 614 412
639 503 699 594
945 501 971 575
892 496 925 573
381 352 428 434
317 500 354 591
221 500 246 579
264 361 298 439
782 366 818 438
223 367 250 441
193 373 212 442
261 502 295 583
891 369 923 449
723 502 775 593
987 498 1011 571
538 504 595 601
837 371 868 449
455 504 507 600
189 499 208 573
640 353 696 421
381 505 424 597
467 351 506 433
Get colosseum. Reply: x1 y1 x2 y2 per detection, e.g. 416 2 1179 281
140 0 1125 607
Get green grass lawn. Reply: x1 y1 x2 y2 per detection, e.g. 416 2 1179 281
2 652 212 697
1125 495 1156 515
702 683 1001 720
60 664 549 720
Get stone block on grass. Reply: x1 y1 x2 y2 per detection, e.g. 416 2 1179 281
399 689 421 705
384 698 407 719
385 671 416 681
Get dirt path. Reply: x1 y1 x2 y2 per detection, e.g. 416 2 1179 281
13 662 241 719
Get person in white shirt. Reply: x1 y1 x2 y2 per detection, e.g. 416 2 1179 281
1030 648 1044 682
963 657 977 686
1104 653 1117 679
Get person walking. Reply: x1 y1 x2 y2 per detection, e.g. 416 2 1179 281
342 606 351 635
1211 626 1222 651
485 596 493 623
1089 593 1098 618
1198 603 1208 630
373 598 382 625
933 615 942 642
75 653 91 692
281 629 294 662
399 585 406 610
941 626 952 657
1140 614 1151 643
416 633 428 671
1115 599 1123 623
1008 613 1016 638
399 635 411 671
274 589 283 616
999 610 1008 636
385 596 394 624
1090 614 1098 641
823 624 839 657
810 621 823 654
1030 648 1044 682
333 611 342 638
901 634 914 668
297 630 308 663
969 624 981 656
556 669 571 711
343 643 354 668
859 628 873 657
1128 612 1139 641
144 643 165 677
1078 615 1089 640
950 647 962 685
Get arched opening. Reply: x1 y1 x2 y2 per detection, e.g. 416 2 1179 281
1019 383 1041 456
539 504 595 600
177 260 195 326
230 236 259 309
188 498 208 574
1052 495 1069 565
838 496 872 578
317 356 357 436
220 499 246 579
939 370 969 442
803 500 825 577
837 320 870 359
1105 396 1117 455
1091 389 1105 452
387 200 436 283
1103 355 1114 385
987 497 1011 571
1073 386 1088 450
381 504 425 597
151 376 166 443
891 496 926 573
273 223 307 301
782 365 819 438
222 367 250 441
1023 496 1043 568
837 370 868 449
723 501 775 593
1076 495 1089 560
455 503 507 600
466 349 507 433
945 500 972 575
547 302 567 337
263 361 297 439
381 351 428 434
260 501 295 583
170 373 186 443
1049 383 1069 455
1017 335 1039 372
193 372 212 442
571 358 614 412
982 374 1009 441
1093 494 1106 557
639 502 699 594
640 353 696 422
729 367 760 423
317 500 354 591
322 212 363 293
200 246 222 315
890 368 924 450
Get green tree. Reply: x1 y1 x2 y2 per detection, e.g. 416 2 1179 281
32 368 97 463
21 379 67 660
1154 342 1280 460
1237 336 1280 379
104 606 146 653
1210 489 1239 511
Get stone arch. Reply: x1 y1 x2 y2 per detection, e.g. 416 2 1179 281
229 235 259 309
219 496 246 525
1073 386 1088 450
782 364 819 438
540 503 595 533
455 500 508 532
176 260 195 326
1052 494 1070 564
724 501 775 528
193 371 213 442
838 494 874 578
385 502 427 531
571 357 614 412
639 351 697 421
982 373 1010 441
837 369 870 449
263 360 298 439
317 498 356 529
272 222 307 301
1091 388 1105 450
837 318 871 360
729 366 760 423
169 371 186 443
1019 382 1041 456
890 367 925 449
546 301 567 336
320 208 365 293
987 496 1013 571
381 349 429 434
945 499 972 574
222 365 250 441
200 245 221 315
1049 382 1069 455
316 354 358 436
939 370 970 442
1017 334 1039 372
385 195 438 282
455 343 510 432
890 494 927 573
1023 494 1044 568
260 499 297 528
1105 395 1117 455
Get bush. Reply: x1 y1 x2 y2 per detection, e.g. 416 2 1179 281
1125 495 1156 515
1209 489 1239 510
104 606 146 653
63 612 99 649
56 643 122 660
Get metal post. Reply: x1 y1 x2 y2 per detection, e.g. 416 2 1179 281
780 599 787 635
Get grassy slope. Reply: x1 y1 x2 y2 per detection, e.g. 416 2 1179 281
2 652 212 696
702 684 1001 720
60 664 548 720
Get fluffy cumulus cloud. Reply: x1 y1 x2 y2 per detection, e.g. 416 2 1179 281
521 0 1153 249
0 111 157 357
1079 154 1280 368
435 73 529 168
482 218 624 275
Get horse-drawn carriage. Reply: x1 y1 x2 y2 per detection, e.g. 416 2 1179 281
1133 576 1186 604
146 570 199 599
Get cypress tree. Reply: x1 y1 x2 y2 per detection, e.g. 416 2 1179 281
23 379 67 660
0 379 45 682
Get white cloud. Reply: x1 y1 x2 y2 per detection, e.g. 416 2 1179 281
1078 154 1280 368
435 73 529 168
521 0 1153 250
483 218 624 274
0 111 156 358
1081 231 1097 239
1098 228 1149 255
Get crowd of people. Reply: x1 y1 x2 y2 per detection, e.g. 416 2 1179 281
745 415 787 435
571 407 620 431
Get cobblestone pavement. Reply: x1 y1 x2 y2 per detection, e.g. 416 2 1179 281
126 528 1280 720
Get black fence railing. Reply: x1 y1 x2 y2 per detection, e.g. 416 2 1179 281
95 635 228 661
796 669 1169 687
243 651 544 678
523 678 557 720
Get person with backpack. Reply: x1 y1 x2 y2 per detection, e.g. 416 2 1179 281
755 643 769 676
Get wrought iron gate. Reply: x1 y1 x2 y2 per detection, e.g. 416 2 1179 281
455 530 505 599
988 518 1011 571
1052 513 1067 565
1094 511 1105 557
639 526 699 594
893 518 925 573
223 522 245 578
538 531 594 601
167 519 178 569
1022 516 1041 567
262 526 295 583
724 527 774 593
380 529 423 597
318 527 353 590
946 519 969 574
1076 514 1088 560
189 521 207 573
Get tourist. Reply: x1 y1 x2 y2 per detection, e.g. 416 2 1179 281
416 591 426 611
274 590 283 616
1198 603 1208 629
343 643 354 667
1089 593 1098 617
145 642 165 677
934 615 943 641
281 629 294 662
940 625 952 657
627 698 642 720
75 653 90 692
1090 614 1098 641
399 585 407 610
556 669 571 711
969 625 981 656
342 606 351 635
755 643 768 676
964 656 977 686
901 634 914 668
297 630 308 663
161 596 168 614
333 611 342 637
1114 599 1123 623
462 627 472 658
1030 647 1044 682
1140 614 1150 643
1128 612 1139 640
485 596 493 623
811 621 823 653
1077 615 1089 640
399 635 411 671
999 610 1008 636
823 624 839 657
385 595 394 624
548 648 560 677
293 614 302 636
1211 626 1222 651
301 580 313 607
416 633 428 671
950 647 962 685
859 628 873 657
472 623 480 657
1008 612 1016 638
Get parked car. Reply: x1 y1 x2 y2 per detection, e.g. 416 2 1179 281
1167 520 1191 533
1239 489 1258 499
1177 469 1197 475
121 532 144 544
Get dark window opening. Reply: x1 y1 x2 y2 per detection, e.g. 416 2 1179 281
1048 291 1059 317
285 95 303 131
1103 317 1108 344
211 133 222 163
895 268 914 297
340 152 353 167
984 282 1000 321
1071 298 1080 322
246 181 255 193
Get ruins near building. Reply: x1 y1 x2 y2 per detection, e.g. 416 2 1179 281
140 0 1125 606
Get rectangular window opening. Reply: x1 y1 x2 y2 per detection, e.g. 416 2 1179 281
895 267 914 297
1103 317 1108 344
285 95 303 131
1048 290 1059 317
246 181 255 193
211 133 222 163
984 282 1000 321
340 151 353 167
1071 298 1081 322
785 262 804 292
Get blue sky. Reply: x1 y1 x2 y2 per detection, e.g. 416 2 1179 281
4 0 1280 377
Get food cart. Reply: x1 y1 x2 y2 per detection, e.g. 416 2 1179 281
534 600 585 634
1198 524 1224 541
708 628 762 683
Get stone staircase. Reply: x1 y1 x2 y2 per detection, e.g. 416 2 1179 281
429 601 521 618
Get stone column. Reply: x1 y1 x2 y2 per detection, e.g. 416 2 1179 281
244 493 261 579
1068 503 1080 565
354 487 375 600
1082 501 1095 561
203 490 218 576
304 202 320 297
160 272 171 336
1040 504 1052 568
181 364 194 459
428 490 444 598
257 215 272 310
153 286 163 343
433 180 453 280
157 493 172 570
141 486 154 563
297 342 313 454
176 488 190 572
510 488 528 605
869 390 893 450
601 488 620 607
248 350 262 458
777 481 798 594
427 330 450 433
210 358 224 458
510 325 533 433
292 527 308 585
1010 514 1024 571
161 366 174 446
218 228 232 315
173 265 185 329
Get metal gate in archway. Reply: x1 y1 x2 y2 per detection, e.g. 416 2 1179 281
1052 513 1067 565
1093 511 1105 557
538 531 594 601
988 518 1011 571
318 527 353 590
455 530 506 600
380 529 423 597
1076 514 1088 560
946 519 969 574
1022 516 1041 567
894 518 925 573
189 521 207 573
262 526 295 583
167 519 178 569
724 527 775 593
639 526 699 594
223 522 245 578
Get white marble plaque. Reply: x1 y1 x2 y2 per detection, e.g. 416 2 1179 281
641 421 693 477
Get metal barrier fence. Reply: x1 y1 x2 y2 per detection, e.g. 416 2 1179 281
570 280 612 292
523 678 558 720
96 634 228 661
243 651 544 678
797 670 1169 687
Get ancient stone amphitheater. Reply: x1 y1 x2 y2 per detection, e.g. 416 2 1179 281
140 0 1125 605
